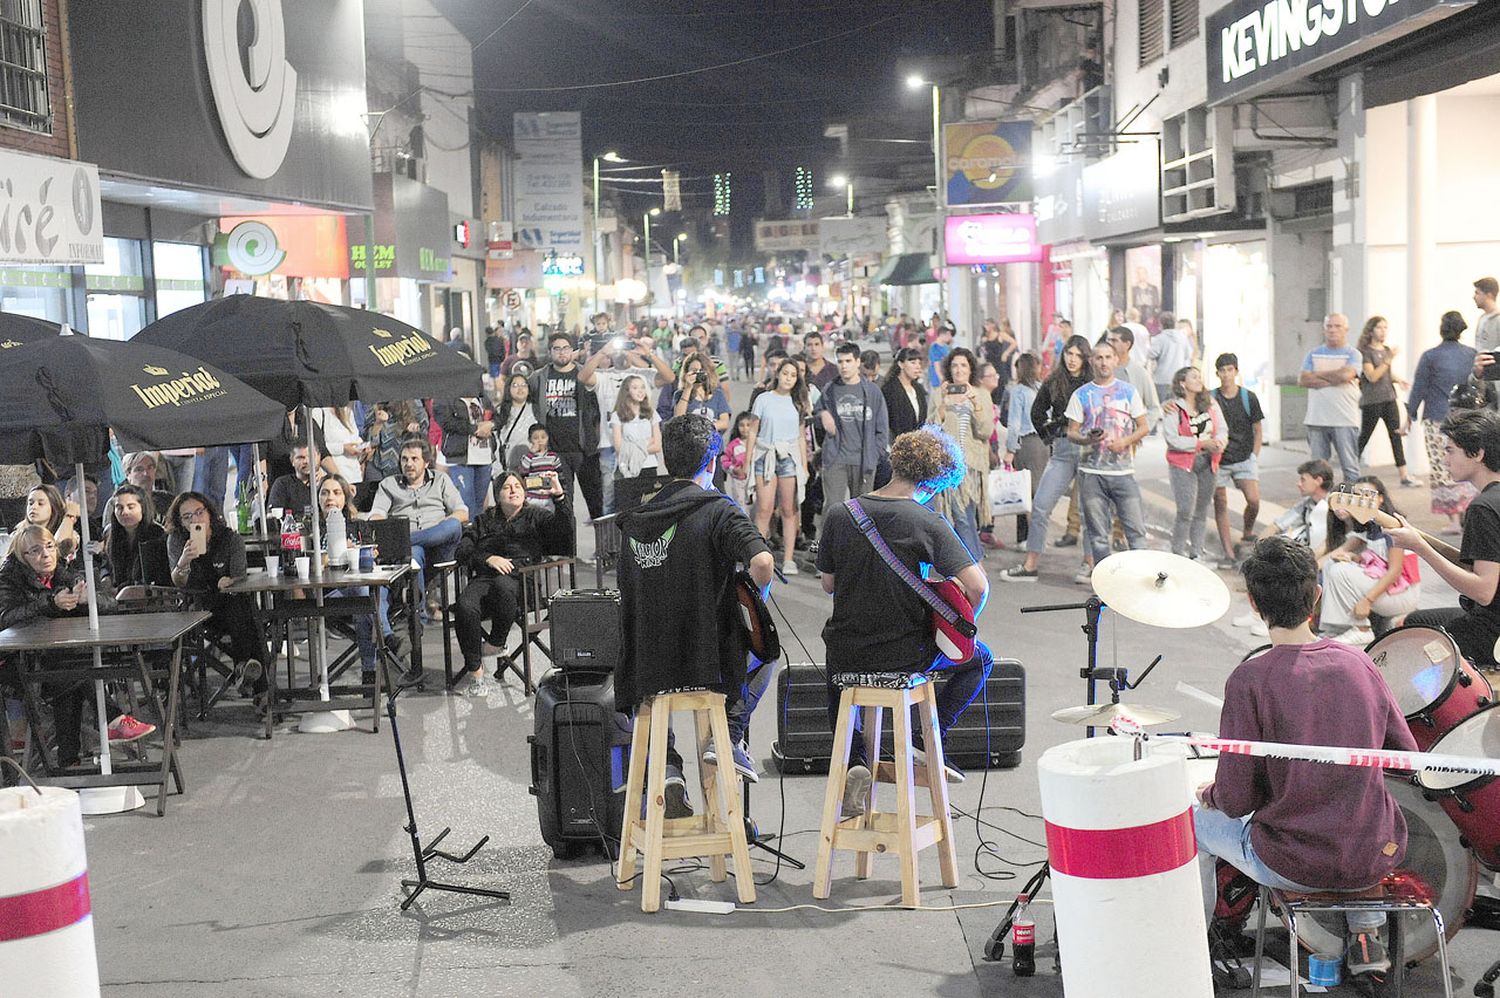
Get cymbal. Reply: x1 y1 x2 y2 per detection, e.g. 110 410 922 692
1051 702 1182 727
1089 550 1231 629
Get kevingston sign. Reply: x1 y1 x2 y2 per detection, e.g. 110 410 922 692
1206 0 1456 104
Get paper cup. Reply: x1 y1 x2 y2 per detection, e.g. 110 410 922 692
294 556 310 580
344 548 360 571
265 554 280 576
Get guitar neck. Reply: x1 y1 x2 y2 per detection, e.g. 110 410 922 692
1359 507 1460 563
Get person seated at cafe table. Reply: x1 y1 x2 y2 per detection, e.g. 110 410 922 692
316 473 412 684
15 483 82 564
102 483 170 593
367 437 469 615
0 524 146 768
165 491 268 702
451 469 568 696
267 444 315 517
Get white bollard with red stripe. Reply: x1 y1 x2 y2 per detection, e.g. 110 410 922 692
1039 737 1212 997
0 786 101 997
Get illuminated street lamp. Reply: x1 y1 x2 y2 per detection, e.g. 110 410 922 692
592 151 626 312
643 207 661 314
906 73 947 320
828 174 854 217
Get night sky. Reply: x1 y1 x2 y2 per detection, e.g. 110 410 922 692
438 0 993 224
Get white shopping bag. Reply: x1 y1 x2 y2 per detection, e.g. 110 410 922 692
988 467 1032 517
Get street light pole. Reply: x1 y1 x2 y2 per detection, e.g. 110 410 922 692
930 82 947 324
593 151 624 316
643 206 660 320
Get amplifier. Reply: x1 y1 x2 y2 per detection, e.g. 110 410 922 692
772 659 1026 773
548 589 620 675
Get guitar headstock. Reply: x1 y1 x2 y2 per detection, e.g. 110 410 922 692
1327 486 1387 525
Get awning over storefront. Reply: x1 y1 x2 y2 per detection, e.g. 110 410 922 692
872 253 937 286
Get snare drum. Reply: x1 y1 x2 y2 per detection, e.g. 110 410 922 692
1365 626 1493 750
1417 702 1500 871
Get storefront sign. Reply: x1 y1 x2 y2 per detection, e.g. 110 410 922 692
818 217 887 259
345 174 451 281
1082 144 1161 241
488 221 514 260
68 0 372 211
754 219 821 253
944 214 1043 265
216 215 349 278
1036 158 1087 246
513 112 585 253
542 252 586 277
0 149 103 265
1206 0 1456 104
944 120 1033 206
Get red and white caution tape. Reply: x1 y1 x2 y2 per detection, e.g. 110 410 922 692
1144 731 1500 779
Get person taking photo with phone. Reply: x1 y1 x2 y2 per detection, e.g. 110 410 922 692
928 347 994 559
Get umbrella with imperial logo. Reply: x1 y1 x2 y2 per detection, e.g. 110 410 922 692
0 313 66 351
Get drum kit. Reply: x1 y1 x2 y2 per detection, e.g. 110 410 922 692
1037 552 1500 974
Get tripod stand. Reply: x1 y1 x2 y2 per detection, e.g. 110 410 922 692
386 687 508 911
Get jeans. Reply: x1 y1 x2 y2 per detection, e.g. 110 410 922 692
410 518 463 594
1169 453 1216 558
1027 439 1085 555
194 446 230 515
820 464 874 539
598 446 618 514
1307 424 1360 485
448 464 493 518
329 585 388 669
949 498 983 562
1193 805 1384 931
1079 473 1146 564
556 450 604 520
829 640 996 767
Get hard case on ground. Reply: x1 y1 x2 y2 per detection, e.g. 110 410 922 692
771 658 1026 773
529 670 630 858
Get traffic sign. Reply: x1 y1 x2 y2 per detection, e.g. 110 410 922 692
502 290 522 310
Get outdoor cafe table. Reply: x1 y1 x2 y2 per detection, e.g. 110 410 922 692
0 609 211 816
222 563 417 738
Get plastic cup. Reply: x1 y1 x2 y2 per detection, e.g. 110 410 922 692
344 548 360 571
295 556 311 580
265 554 280 576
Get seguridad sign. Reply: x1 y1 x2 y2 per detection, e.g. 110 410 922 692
943 214 1043 265
1206 0 1456 105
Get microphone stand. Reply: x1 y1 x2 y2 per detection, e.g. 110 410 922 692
387 685 508 911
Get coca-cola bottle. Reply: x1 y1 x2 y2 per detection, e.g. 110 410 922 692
1011 893 1035 977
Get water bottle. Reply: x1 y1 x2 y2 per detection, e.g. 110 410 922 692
326 506 347 566
1011 893 1036 977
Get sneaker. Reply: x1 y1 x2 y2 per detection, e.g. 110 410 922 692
1073 564 1093 586
1215 558 1238 571
461 672 492 698
106 714 155 743
663 774 693 819
1400 477 1423 488
912 746 965 783
1331 626 1376 646
999 565 1038 583
1345 929 1391 976
236 659 263 698
842 764 873 817
702 739 759 783
781 560 799 576
1054 534 1079 548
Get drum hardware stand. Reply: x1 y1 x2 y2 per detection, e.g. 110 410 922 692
386 688 508 912
1477 957 1500 998
1021 597 1163 738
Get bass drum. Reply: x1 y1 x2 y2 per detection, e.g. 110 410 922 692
1292 776 1477 964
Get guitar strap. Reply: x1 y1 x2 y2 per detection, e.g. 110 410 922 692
843 498 977 638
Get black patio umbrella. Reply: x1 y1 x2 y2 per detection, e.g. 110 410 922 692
0 334 288 786
132 295 484 408
0 312 65 350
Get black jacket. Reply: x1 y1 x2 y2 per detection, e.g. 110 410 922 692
437 396 498 464
104 520 169 588
881 377 928 440
454 493 572 577
1031 372 1090 444
0 557 103 632
615 480 770 712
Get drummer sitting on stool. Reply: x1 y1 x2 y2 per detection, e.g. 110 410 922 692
1194 536 1417 984
1387 408 1500 666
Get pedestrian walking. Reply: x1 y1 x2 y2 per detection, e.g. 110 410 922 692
1355 316 1417 486
1407 310 1478 532
1210 353 1264 564
1003 353 1047 545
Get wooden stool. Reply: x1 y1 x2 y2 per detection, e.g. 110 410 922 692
615 688 756 913
1251 879 1453 998
813 672 958 907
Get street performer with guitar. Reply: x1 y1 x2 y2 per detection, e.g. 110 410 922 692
1383 408 1500 666
817 427 992 808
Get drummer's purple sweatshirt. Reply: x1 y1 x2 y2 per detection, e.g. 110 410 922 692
1203 638 1418 890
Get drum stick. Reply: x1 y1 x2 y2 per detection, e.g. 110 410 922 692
1174 681 1223 711
1146 732 1500 779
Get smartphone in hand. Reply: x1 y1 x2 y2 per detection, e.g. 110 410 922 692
188 521 208 556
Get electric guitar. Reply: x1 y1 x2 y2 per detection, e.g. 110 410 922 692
1326 488 1461 563
734 569 780 663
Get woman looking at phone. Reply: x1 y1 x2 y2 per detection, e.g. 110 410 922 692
165 492 267 700
928 347 995 559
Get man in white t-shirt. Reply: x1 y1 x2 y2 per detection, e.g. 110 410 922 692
1469 277 1500 403
1298 313 1361 485
591 330 675 514
1066 341 1150 568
